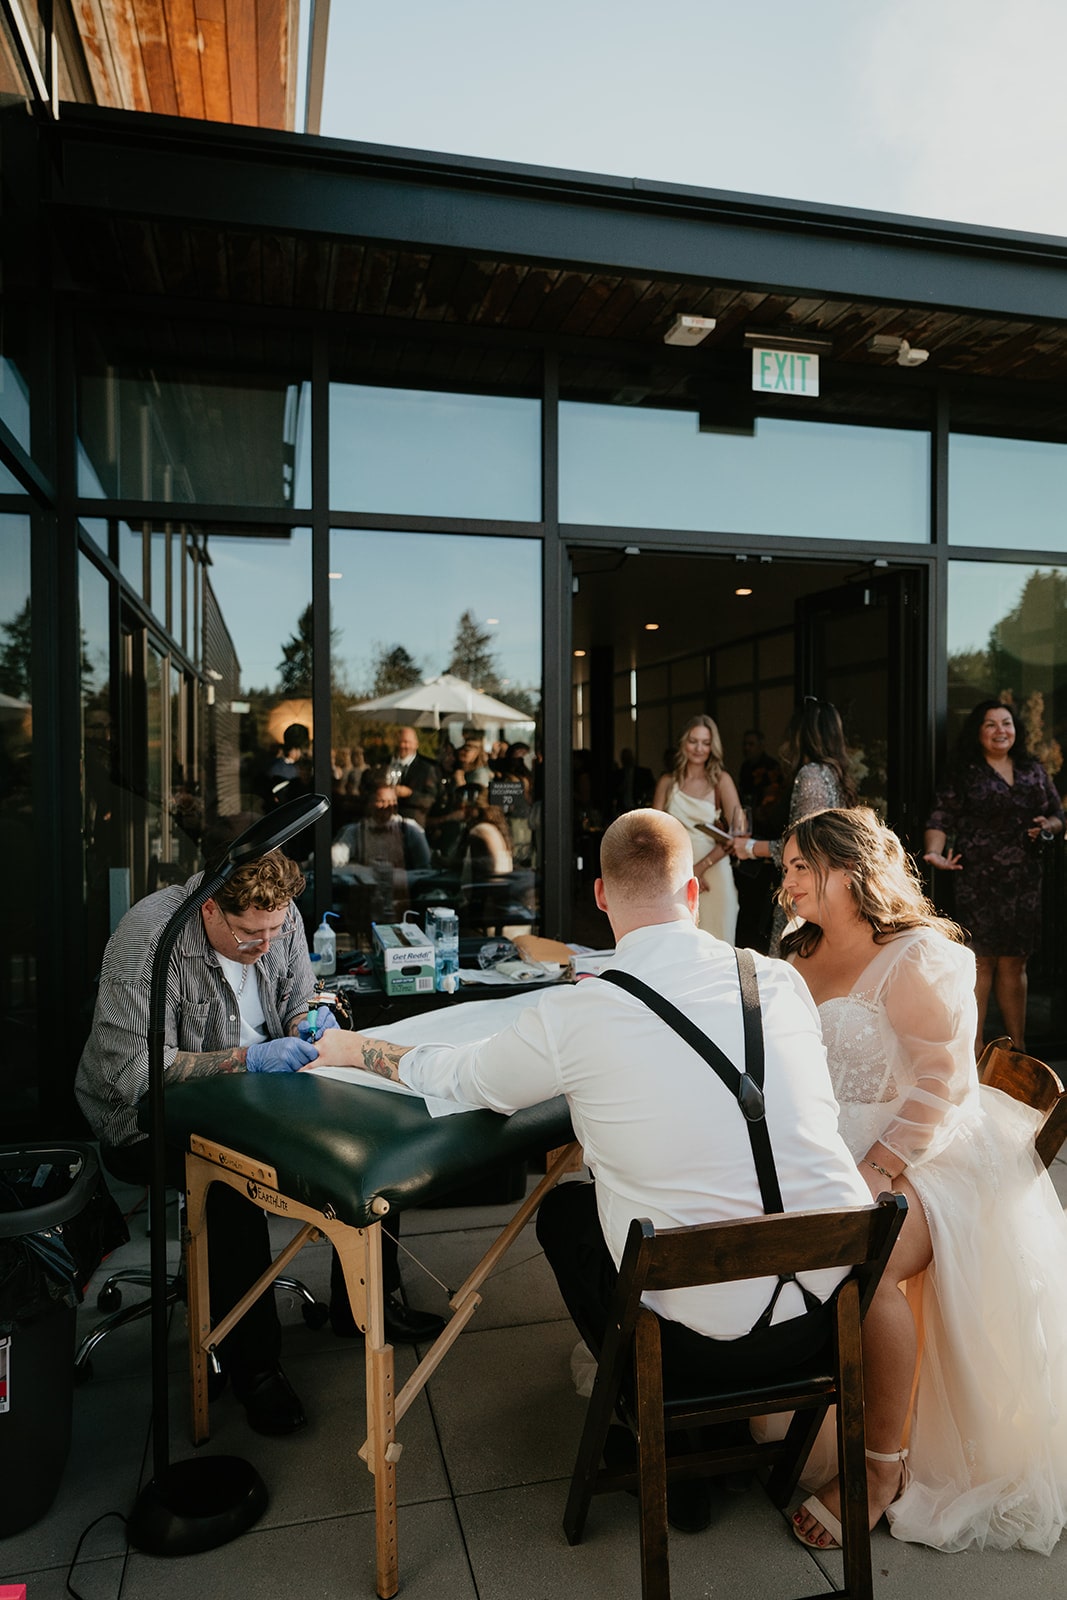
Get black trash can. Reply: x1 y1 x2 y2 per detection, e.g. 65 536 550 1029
0 1142 125 1537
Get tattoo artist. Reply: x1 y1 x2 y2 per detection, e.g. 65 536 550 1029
75 817 442 1438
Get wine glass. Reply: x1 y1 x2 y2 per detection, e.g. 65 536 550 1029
731 805 753 839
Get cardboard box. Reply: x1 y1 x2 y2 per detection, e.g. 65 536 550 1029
371 922 436 997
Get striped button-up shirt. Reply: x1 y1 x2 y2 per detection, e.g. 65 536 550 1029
75 873 314 1150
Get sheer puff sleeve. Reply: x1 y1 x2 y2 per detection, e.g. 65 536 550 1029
876 932 980 1169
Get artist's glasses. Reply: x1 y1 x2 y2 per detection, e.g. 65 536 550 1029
220 910 278 953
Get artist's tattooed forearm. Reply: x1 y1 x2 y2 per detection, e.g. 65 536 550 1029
169 1046 249 1081
358 1038 406 1083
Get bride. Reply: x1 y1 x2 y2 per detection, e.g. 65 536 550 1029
782 807 1067 1554
652 714 740 942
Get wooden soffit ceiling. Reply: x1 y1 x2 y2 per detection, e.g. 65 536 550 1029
69 0 299 129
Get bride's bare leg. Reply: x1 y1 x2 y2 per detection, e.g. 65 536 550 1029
793 1177 933 1547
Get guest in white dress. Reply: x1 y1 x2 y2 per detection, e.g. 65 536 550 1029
652 714 740 942
783 807 1067 1555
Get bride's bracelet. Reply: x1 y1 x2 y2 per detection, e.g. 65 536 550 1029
866 1160 896 1183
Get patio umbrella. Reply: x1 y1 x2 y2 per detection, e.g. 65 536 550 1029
350 673 532 730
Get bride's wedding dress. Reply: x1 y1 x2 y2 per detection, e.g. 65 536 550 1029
816 927 1067 1553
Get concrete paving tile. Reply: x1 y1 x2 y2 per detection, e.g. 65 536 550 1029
799 1513 1067 1599
395 1219 568 1332
113 1497 477 1600
0 1556 128 1599
158 1334 450 1528
426 1319 587 1496
458 1478 834 1600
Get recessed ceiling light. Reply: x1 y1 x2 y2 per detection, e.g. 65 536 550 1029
735 587 753 596
644 622 660 631
486 617 500 625
328 571 343 579
573 649 586 658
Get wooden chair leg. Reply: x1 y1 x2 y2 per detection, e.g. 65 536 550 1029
765 1401 830 1508
634 1310 670 1600
564 1316 640 1545
835 1281 873 1600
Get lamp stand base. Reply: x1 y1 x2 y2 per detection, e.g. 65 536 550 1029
128 1456 267 1556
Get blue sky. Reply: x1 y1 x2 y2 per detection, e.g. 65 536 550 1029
317 0 1067 239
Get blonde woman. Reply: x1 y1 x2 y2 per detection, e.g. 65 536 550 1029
783 807 1067 1555
652 714 740 942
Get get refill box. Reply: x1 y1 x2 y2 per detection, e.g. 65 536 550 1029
371 922 436 996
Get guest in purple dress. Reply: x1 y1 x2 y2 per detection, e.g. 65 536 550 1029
924 699 1063 1052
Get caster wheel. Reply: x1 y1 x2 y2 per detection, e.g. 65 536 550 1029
97 1285 122 1312
302 1301 330 1331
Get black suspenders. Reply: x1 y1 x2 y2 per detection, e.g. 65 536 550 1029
598 948 821 1331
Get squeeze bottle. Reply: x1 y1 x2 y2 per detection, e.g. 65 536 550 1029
313 911 340 978
429 907 460 994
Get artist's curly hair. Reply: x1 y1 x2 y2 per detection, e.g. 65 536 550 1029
201 814 306 912
780 807 962 959
216 850 305 913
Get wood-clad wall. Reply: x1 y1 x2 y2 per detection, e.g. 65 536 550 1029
68 0 297 129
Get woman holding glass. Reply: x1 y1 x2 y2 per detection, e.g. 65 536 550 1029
652 713 741 942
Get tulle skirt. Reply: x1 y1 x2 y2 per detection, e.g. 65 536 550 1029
800 1086 1067 1552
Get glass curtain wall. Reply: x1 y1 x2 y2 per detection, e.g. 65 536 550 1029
328 528 542 957
560 403 929 541
0 514 35 1122
941 559 1067 1042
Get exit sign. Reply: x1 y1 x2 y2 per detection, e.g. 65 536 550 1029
751 347 820 397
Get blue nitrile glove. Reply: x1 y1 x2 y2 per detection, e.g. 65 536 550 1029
297 1009 340 1042
245 1037 319 1074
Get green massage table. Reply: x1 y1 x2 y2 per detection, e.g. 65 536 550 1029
156 1071 577 1597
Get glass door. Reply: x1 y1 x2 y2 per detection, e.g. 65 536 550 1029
794 568 928 845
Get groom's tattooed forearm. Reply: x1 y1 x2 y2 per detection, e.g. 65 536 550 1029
357 1038 406 1082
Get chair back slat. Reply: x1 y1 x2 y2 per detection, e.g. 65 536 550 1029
978 1036 1067 1168
639 1201 902 1294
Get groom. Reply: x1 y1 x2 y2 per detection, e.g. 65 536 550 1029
310 809 871 1520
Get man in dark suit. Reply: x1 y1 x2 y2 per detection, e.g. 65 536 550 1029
392 725 439 827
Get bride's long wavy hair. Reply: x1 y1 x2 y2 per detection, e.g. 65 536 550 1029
780 807 964 959
672 714 724 790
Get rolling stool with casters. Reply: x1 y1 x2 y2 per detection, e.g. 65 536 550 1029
74 1189 328 1382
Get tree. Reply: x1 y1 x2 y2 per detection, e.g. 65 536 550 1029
447 609 499 691
0 599 31 700
277 603 346 696
371 642 423 697
277 604 314 696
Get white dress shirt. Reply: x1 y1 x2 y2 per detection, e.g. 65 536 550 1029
401 920 870 1340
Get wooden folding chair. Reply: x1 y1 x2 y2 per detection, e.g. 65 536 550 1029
564 1195 907 1600
978 1035 1067 1168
